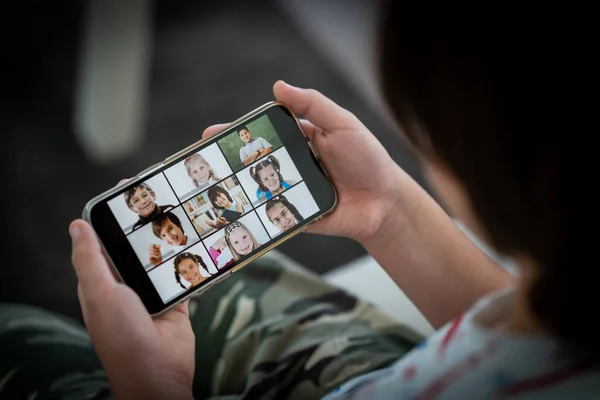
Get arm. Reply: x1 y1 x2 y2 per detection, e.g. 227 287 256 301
257 147 273 157
360 168 513 328
242 151 260 166
235 202 243 213
272 81 513 329
256 138 273 156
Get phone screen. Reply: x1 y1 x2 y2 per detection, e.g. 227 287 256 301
88 105 336 313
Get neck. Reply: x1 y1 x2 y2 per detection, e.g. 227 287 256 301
493 257 546 335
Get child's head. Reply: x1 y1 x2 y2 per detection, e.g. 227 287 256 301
250 156 283 194
378 4 584 351
238 126 252 143
265 195 303 232
173 252 209 289
207 185 233 210
151 212 187 246
224 221 259 260
184 153 219 187
124 183 156 217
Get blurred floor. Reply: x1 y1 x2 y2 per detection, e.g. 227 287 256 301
2 1 426 320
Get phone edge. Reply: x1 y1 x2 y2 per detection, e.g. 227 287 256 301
81 100 339 317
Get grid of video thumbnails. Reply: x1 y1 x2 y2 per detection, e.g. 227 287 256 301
108 115 320 303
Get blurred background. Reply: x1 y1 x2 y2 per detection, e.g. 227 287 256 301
1 0 428 321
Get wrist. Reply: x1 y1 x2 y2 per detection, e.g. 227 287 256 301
356 166 414 248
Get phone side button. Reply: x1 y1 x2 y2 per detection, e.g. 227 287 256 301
212 271 233 285
137 162 163 179
308 141 320 159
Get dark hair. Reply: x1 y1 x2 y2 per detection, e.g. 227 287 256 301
173 252 211 289
124 183 153 207
207 185 234 209
224 221 260 261
238 126 251 136
151 212 183 239
378 3 587 352
250 156 284 193
265 195 303 225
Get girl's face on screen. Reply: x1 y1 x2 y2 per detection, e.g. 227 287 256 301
267 202 296 232
258 165 281 192
215 192 231 208
228 227 254 255
188 160 210 183
178 258 202 286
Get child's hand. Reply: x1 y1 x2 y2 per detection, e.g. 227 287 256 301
213 217 228 228
202 81 407 244
212 236 227 251
69 220 194 399
148 244 163 266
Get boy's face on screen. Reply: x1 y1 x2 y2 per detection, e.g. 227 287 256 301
178 258 202 286
239 129 252 143
259 165 281 192
228 228 253 255
128 188 157 217
267 203 296 231
159 219 186 246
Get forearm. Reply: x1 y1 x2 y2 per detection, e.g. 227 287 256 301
361 171 514 329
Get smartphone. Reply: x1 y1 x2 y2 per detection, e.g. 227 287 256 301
83 102 337 316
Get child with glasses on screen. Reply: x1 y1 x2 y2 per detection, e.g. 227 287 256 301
265 195 304 233
124 183 174 231
250 156 297 201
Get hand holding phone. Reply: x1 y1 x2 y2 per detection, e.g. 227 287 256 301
83 96 337 315
70 81 403 398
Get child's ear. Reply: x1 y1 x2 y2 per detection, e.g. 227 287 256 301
150 191 157 201
127 203 137 213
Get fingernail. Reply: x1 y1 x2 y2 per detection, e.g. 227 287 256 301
70 225 81 240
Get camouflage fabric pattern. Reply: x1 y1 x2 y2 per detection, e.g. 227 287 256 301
0 253 421 399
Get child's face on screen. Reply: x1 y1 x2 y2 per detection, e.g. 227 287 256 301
239 129 252 143
188 160 210 183
228 227 254 255
159 219 186 246
215 192 231 208
178 258 202 286
258 165 281 193
267 202 296 231
128 187 157 217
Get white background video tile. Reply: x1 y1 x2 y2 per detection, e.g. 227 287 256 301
163 142 233 201
126 206 199 271
236 147 302 206
256 182 320 238
108 174 179 234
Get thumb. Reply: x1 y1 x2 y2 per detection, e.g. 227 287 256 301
70 220 117 296
273 80 357 135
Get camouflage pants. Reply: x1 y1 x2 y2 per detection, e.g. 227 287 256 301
0 252 421 399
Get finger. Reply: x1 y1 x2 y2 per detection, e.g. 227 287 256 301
157 300 190 325
273 80 356 135
70 220 117 294
202 123 231 139
118 178 130 186
298 119 325 149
